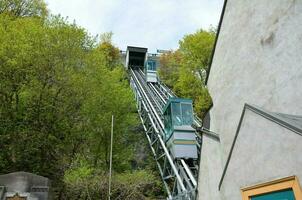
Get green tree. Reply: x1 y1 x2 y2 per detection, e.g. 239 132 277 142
97 33 121 69
0 0 48 17
158 50 183 88
0 1 164 199
158 29 215 118
0 14 93 181
179 29 215 81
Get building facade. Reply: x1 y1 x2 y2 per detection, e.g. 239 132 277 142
198 0 302 199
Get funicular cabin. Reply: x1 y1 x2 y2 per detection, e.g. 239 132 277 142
163 98 197 159
145 54 159 83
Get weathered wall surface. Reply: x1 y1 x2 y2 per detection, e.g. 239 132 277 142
207 0 302 165
197 135 222 200
220 109 302 200
198 0 302 199
0 172 51 200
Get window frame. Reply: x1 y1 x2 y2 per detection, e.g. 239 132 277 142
241 176 302 200
164 104 172 140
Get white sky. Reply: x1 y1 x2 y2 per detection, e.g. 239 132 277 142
45 0 224 52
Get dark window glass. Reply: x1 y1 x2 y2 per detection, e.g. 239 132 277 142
147 61 156 71
251 189 295 200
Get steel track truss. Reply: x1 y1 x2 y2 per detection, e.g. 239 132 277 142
130 69 197 199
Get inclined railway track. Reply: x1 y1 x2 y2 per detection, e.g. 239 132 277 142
130 68 198 200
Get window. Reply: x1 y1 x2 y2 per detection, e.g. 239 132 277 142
171 102 182 126
147 61 156 71
181 103 193 125
241 176 302 200
251 189 294 200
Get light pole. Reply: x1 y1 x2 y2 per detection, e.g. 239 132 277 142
108 115 114 200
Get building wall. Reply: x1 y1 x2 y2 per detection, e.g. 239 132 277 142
219 109 302 200
207 0 302 165
198 0 302 199
197 134 222 200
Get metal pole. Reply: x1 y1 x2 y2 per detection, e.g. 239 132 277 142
108 115 114 200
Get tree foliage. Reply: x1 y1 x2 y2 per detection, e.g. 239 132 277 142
0 2 163 199
179 29 215 78
159 29 216 118
0 0 48 17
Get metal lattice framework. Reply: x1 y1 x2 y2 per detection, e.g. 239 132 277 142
130 68 201 200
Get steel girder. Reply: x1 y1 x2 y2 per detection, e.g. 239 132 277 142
130 70 197 199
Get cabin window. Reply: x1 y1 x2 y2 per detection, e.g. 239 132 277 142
241 176 302 200
181 103 193 125
163 99 194 141
147 61 156 71
170 102 193 127
171 102 182 126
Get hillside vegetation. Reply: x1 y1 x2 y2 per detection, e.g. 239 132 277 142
0 1 163 199
0 0 216 199
159 29 215 118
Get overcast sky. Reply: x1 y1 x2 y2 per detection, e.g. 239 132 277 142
45 0 224 52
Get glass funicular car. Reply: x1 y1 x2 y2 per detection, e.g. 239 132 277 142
163 98 197 159
145 57 158 83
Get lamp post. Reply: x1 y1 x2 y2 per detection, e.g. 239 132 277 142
108 115 114 200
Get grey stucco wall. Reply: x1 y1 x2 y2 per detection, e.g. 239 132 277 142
198 0 302 199
197 134 223 200
207 0 302 165
219 109 302 200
